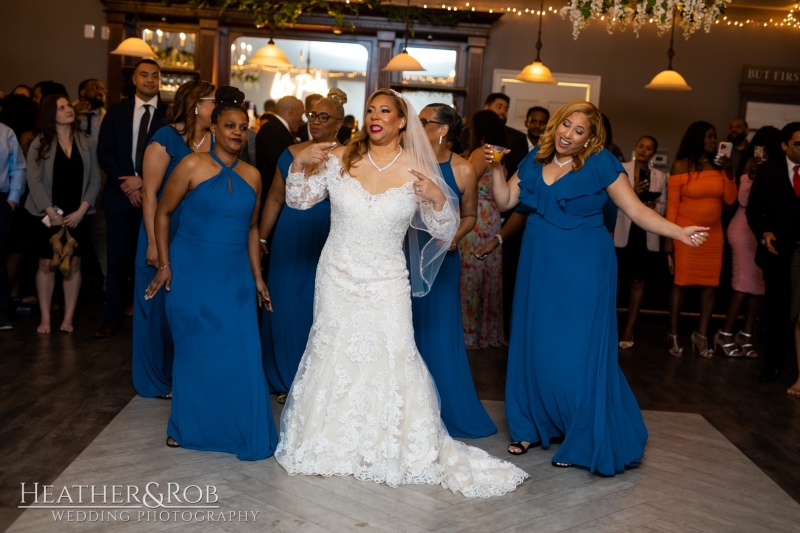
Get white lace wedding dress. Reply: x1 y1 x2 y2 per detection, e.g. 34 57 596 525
275 156 528 497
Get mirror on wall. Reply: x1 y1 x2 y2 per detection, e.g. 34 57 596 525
230 37 369 119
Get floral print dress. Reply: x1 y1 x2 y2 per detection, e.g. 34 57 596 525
457 166 505 349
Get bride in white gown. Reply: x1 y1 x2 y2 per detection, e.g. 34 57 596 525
275 89 528 497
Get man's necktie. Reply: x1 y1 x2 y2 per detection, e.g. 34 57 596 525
85 111 94 136
135 104 151 176
793 164 800 197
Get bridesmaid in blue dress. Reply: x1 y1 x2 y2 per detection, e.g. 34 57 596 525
145 87 277 460
258 89 346 400
410 103 496 438
133 81 215 398
488 101 709 474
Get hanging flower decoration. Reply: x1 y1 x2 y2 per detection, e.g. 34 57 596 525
560 0 731 39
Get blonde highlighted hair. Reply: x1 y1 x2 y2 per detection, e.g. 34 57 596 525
535 100 606 171
343 88 407 173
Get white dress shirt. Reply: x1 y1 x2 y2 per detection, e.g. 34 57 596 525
787 156 800 188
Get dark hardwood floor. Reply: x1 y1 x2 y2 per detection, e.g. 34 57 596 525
1 288 799 531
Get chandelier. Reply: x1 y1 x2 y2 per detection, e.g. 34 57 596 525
561 0 731 39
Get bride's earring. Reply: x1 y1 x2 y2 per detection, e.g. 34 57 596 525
584 141 589 147
195 107 199 115
438 135 443 145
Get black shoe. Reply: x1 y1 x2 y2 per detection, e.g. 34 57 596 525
9 298 32 315
759 369 780 382
0 314 12 331
94 323 120 338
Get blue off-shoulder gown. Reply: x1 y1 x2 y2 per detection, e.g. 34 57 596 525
411 154 497 439
132 126 190 398
505 148 647 475
165 153 277 460
261 148 331 394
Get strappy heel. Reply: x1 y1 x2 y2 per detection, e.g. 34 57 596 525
713 330 742 357
667 334 683 357
735 331 758 358
691 332 713 358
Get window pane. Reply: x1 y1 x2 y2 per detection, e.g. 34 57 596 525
402 47 456 87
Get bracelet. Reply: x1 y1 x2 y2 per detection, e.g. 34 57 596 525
494 234 504 246
259 238 268 245
158 262 170 270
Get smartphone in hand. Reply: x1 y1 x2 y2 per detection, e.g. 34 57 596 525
717 142 733 159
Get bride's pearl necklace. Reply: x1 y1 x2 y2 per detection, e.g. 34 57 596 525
553 155 573 168
367 146 403 172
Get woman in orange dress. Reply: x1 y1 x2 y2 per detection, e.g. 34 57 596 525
665 121 737 357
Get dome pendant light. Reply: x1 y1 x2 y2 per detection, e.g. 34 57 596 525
515 0 557 84
110 37 155 58
382 0 425 72
646 8 692 91
250 25 293 68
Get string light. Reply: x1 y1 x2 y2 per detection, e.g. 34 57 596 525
379 1 800 31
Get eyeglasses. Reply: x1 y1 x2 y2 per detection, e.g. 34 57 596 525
791 141 800 149
306 112 342 124
198 97 216 102
420 118 444 127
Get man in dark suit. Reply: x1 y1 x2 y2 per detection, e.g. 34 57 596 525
746 122 800 383
295 93 323 143
254 95 304 216
94 59 168 337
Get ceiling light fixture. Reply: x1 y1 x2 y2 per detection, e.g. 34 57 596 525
645 8 692 91
515 0 557 84
250 25 292 68
110 37 155 58
382 0 425 72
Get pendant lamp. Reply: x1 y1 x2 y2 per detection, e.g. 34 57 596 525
110 37 155 58
383 0 425 72
645 8 691 91
250 26 293 68
515 0 557 84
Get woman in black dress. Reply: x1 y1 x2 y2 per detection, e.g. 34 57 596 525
25 95 101 333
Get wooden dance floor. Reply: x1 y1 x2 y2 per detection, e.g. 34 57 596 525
2 288 800 531
8 396 800 532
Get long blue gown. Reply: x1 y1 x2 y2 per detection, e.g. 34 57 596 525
165 153 277 460
261 148 331 394
132 126 189 398
411 154 497 439
505 148 647 475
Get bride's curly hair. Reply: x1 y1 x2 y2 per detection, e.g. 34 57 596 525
342 88 407 173
536 100 606 171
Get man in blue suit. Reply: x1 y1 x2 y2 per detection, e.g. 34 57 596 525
95 59 168 337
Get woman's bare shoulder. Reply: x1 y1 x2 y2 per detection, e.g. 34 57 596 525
670 158 689 175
